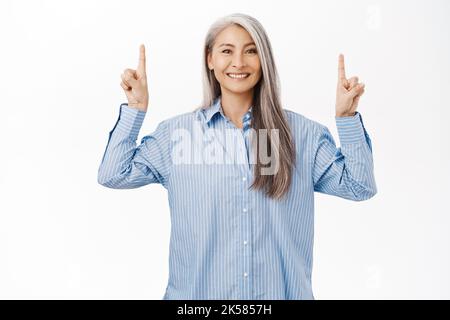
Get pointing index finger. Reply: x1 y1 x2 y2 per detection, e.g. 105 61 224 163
138 44 146 72
338 53 346 82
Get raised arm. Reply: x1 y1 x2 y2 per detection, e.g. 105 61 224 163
97 45 171 189
312 54 376 201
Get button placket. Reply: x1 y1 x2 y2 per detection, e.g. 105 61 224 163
241 170 252 299
237 109 253 299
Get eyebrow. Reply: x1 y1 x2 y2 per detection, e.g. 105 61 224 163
218 42 256 48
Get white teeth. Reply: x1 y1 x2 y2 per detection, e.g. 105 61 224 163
227 73 250 79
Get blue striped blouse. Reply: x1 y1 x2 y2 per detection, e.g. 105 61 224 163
97 96 377 300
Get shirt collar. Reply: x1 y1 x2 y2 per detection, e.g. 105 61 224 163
203 96 253 127
204 96 222 124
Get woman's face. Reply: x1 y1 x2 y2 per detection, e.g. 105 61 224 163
208 25 262 95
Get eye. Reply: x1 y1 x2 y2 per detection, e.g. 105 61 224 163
221 48 258 54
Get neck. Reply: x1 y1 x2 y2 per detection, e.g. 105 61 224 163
220 90 253 129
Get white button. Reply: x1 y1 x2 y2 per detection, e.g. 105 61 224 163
243 272 248 277
243 240 248 245
242 177 247 181
243 208 247 213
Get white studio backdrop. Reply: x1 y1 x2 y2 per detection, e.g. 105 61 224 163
0 0 449 299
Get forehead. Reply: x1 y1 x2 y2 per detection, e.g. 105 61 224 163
214 24 254 45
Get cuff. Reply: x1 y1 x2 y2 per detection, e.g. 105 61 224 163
114 103 146 139
335 111 365 144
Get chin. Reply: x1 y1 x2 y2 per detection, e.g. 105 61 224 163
224 86 255 94
221 81 256 93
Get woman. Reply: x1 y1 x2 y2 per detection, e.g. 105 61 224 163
98 13 377 300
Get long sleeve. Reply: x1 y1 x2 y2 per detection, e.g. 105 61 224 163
97 103 171 189
312 111 377 201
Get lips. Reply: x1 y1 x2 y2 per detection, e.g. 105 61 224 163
226 73 250 79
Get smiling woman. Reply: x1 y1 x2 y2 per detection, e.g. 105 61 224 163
98 12 377 301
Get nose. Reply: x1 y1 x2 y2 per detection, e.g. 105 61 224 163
232 53 246 68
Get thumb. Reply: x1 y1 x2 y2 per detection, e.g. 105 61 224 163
121 70 138 88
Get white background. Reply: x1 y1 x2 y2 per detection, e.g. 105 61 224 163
1 0 449 299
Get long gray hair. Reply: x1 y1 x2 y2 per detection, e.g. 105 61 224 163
198 13 296 200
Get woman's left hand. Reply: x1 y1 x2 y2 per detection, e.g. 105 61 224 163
335 54 365 117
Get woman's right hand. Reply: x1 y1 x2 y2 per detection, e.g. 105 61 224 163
120 44 149 112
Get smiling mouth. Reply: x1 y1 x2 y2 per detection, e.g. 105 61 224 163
226 73 250 79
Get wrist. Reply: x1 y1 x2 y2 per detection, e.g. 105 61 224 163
336 111 356 118
128 103 148 112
